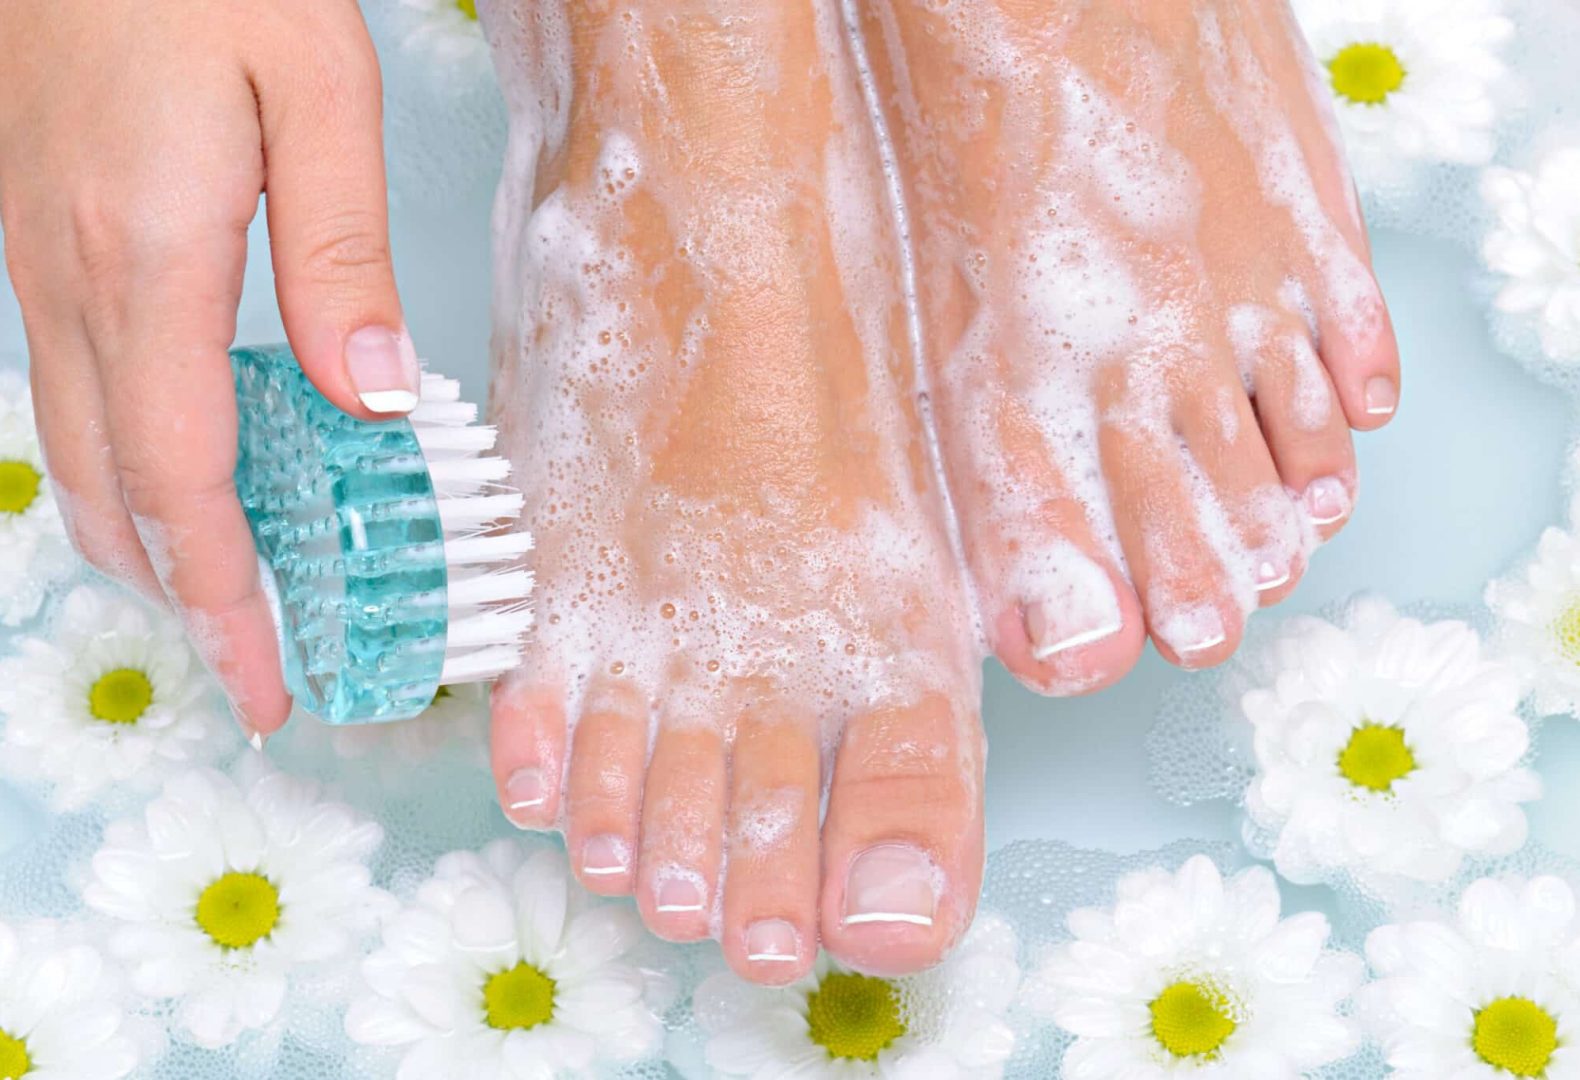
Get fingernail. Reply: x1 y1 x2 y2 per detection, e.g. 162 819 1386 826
1303 476 1351 526
1026 598 1123 661
1255 559 1291 592
1364 376 1398 417
843 844 937 928
345 326 420 414
655 876 706 914
580 835 631 878
745 918 801 963
504 768 546 814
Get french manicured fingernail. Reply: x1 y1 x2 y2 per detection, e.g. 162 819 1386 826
1303 476 1352 526
1364 376 1398 417
580 834 631 878
655 876 706 914
504 768 546 817
345 326 420 414
843 844 937 927
745 918 801 963
1026 597 1123 661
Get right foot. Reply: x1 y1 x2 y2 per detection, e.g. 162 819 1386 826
483 0 984 983
857 0 1401 689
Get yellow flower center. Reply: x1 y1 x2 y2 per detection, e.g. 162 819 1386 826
195 872 281 950
1337 722 1416 793
0 1029 30 1079
1474 997 1559 1077
1149 980 1238 1060
1328 42 1406 106
456 0 478 20
805 972 906 1062
1552 599 1580 667
0 460 40 516
483 962 557 1030
88 668 155 726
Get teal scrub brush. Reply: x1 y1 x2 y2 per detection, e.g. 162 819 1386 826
230 344 533 725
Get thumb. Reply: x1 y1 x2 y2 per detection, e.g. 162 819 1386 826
255 12 417 418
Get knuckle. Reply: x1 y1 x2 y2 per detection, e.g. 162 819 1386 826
117 460 237 520
299 211 392 284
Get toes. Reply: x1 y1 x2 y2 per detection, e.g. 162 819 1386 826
1174 374 1310 609
720 708 821 985
1102 424 1245 670
1317 276 1402 433
991 555 1146 698
563 682 649 895
490 676 569 830
820 695 984 977
635 724 727 942
1246 322 1359 545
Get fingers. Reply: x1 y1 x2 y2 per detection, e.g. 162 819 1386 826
85 237 291 738
253 5 417 418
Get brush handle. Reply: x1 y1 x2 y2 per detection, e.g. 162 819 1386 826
232 344 448 724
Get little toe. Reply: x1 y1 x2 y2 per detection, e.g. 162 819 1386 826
1247 323 1359 544
1317 277 1402 433
1102 425 1245 670
564 681 649 895
721 708 821 985
635 724 727 942
490 676 569 830
820 694 984 977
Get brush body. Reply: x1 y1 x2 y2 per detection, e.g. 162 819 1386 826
232 345 531 724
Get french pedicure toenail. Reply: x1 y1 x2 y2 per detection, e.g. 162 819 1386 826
1303 476 1352 526
1026 598 1123 661
1154 605 1227 663
745 919 801 963
580 834 631 877
1255 559 1291 593
842 844 938 928
654 876 707 914
1364 376 1399 417
504 768 546 815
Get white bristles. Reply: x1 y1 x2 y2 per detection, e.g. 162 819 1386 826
411 365 534 689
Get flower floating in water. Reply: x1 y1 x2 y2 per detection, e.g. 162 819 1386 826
345 840 665 1079
1292 0 1513 189
696 914 1020 1078
84 766 389 1048
0 919 149 1080
1241 597 1538 888
1359 875 1580 1078
0 584 233 810
1486 525 1580 718
398 0 490 70
1026 855 1362 1078
0 370 74 627
1483 148 1580 364
329 681 489 765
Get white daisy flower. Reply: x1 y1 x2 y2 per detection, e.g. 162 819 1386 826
1483 148 1580 363
1025 855 1362 1079
84 766 389 1049
345 839 665 1079
0 919 149 1080
329 681 489 765
398 0 489 69
1486 525 1580 719
0 584 234 811
0 370 75 627
696 914 1019 1079
1359 874 1580 1078
1293 0 1514 188
1241 597 1539 888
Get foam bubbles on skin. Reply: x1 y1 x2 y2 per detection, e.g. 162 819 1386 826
1228 301 1333 430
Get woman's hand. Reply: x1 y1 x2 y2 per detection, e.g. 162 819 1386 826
0 0 416 738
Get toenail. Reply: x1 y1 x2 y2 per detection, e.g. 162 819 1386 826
842 844 938 928
580 834 631 877
1153 604 1227 663
1302 476 1352 526
1254 560 1291 592
655 875 707 914
1364 376 1398 417
1026 597 1123 661
504 768 547 815
745 918 801 963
